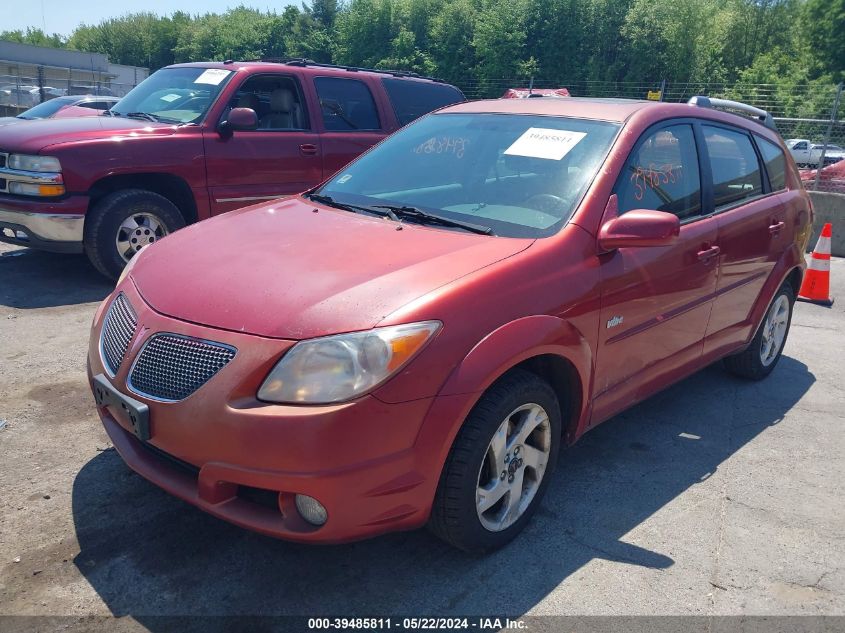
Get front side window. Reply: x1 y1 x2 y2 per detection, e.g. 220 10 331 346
111 67 233 124
316 113 619 238
703 125 763 209
315 77 380 131
756 136 786 191
615 124 702 220
227 74 308 131
382 78 465 126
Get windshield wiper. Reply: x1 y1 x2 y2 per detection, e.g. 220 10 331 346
118 111 161 123
305 193 400 220
372 204 493 235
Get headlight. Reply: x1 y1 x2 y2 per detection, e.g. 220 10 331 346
8 154 61 172
258 321 441 404
116 244 148 286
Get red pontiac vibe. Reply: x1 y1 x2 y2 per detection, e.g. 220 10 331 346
88 96 813 552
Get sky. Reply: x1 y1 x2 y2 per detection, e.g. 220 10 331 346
6 0 299 37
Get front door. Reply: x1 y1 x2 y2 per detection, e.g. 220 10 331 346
592 122 719 424
203 73 323 215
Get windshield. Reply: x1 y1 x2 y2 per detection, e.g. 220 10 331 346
19 96 75 119
111 67 233 124
316 113 619 238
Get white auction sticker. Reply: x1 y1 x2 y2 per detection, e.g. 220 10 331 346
504 127 587 160
194 69 230 86
160 93 181 103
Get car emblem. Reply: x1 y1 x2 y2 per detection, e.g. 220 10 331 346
606 316 624 329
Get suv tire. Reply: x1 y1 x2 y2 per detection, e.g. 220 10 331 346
429 369 561 553
724 283 795 380
84 189 185 279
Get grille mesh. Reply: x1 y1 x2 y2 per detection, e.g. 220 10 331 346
100 293 137 375
129 334 236 401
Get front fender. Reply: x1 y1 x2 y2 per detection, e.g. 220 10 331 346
439 314 593 436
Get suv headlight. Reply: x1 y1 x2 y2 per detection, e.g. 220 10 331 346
258 321 441 404
8 154 61 172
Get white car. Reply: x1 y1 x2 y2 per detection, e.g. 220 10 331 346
786 138 845 167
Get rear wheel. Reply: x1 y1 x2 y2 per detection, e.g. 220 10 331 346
724 284 794 380
429 369 561 553
84 189 185 279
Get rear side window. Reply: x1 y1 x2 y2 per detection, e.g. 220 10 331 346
314 77 380 131
703 126 763 209
616 124 702 220
381 78 464 126
756 136 787 191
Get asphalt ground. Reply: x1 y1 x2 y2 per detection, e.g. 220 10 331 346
0 241 843 631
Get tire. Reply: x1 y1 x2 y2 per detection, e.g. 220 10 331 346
83 189 185 279
723 283 795 380
428 369 562 553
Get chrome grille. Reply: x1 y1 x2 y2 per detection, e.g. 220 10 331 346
100 293 137 375
128 334 236 401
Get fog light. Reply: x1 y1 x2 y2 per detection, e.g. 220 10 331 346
295 494 328 526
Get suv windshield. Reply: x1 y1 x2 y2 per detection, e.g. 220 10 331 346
110 67 233 124
315 113 619 238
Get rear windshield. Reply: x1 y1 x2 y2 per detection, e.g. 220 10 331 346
382 78 465 126
19 96 75 119
317 113 620 238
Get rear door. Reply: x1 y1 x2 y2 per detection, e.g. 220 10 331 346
703 126 788 355
593 122 719 423
203 73 323 215
312 76 390 178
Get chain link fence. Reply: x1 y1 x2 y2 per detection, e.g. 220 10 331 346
0 64 141 114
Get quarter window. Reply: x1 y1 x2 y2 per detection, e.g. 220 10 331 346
381 78 464 126
616 124 702 220
703 126 763 209
756 136 787 191
314 77 380 131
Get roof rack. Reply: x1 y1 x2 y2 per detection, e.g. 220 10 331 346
253 57 446 83
687 96 776 131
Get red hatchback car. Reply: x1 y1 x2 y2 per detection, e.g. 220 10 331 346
87 96 812 552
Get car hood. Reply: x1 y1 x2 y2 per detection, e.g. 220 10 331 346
0 116 177 153
131 197 533 339
0 117 22 127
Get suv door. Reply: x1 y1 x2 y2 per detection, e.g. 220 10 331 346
702 126 787 356
203 73 323 215
312 76 389 178
593 122 719 423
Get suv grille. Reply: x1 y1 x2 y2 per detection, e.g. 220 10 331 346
100 293 138 375
128 334 236 401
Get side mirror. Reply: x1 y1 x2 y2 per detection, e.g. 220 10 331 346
599 209 680 251
219 107 258 136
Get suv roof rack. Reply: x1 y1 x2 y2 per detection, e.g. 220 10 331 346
254 57 446 83
687 96 776 131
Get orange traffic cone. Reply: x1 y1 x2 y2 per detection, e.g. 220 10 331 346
797 223 834 306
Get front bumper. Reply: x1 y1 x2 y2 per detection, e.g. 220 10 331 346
0 195 88 253
86 280 460 543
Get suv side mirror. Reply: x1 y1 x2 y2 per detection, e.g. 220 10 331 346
219 107 258 136
599 209 680 251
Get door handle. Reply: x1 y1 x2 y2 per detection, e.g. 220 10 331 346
300 143 318 156
697 245 720 262
768 220 785 235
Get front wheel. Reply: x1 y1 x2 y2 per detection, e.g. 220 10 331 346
84 189 185 279
724 284 794 380
428 369 561 553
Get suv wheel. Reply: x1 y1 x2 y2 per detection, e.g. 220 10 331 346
429 369 561 553
84 189 185 279
724 283 794 380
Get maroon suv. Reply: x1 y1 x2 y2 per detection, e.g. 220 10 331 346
0 60 464 277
